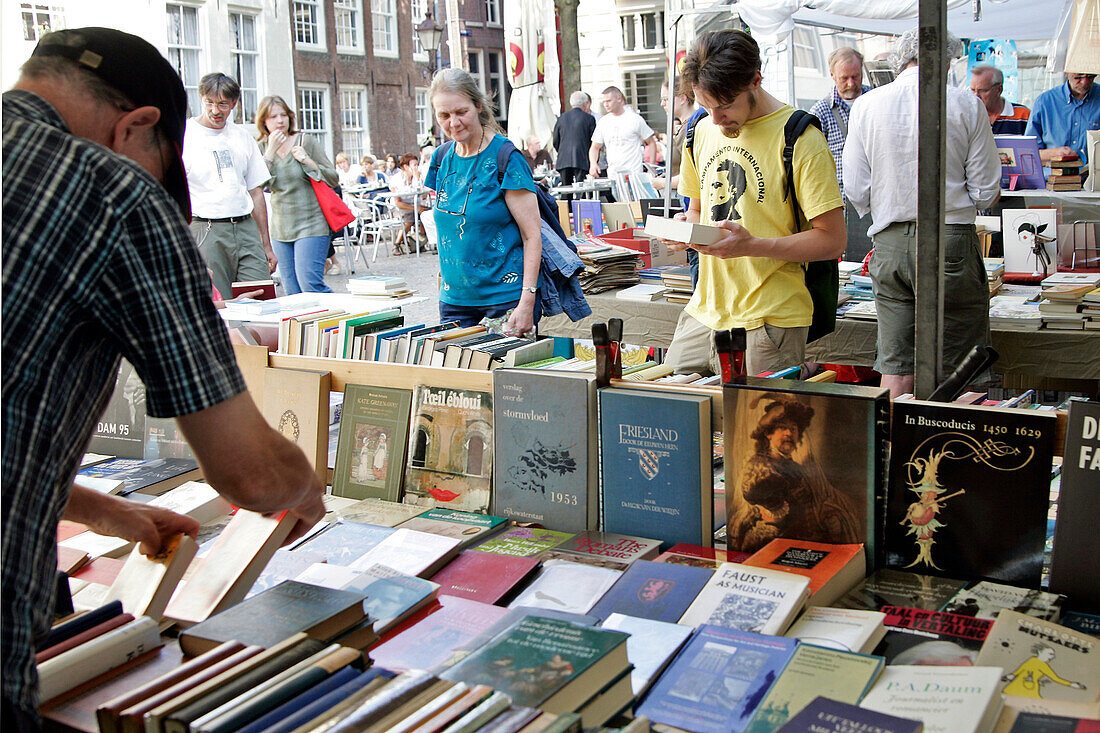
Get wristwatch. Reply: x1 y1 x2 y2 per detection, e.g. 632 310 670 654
523 286 537 294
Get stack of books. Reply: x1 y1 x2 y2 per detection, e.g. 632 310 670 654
1083 287 1100 329
988 294 1042 330
1046 153 1083 191
841 272 875 302
1038 273 1100 330
573 237 644 293
985 258 1005 295
345 275 415 299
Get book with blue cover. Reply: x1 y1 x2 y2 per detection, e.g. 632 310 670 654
587 559 714 623
636 625 798 733
289 521 394 566
492 369 599 532
777 696 921 733
598 388 712 548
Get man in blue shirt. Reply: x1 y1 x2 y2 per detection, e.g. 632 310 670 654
1025 72 1100 164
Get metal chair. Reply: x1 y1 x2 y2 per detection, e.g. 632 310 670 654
354 197 405 263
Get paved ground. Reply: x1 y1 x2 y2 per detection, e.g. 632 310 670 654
323 234 442 326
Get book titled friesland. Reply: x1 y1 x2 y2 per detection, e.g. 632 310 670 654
885 400 1056 586
598 388 712 548
722 379 890 567
637 625 797 733
404 386 494 514
492 369 598 532
332 384 412 501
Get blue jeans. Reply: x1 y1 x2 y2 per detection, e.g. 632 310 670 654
439 298 542 329
273 235 333 294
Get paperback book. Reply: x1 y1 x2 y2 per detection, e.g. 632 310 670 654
835 567 969 612
587 559 715 623
783 606 887 655
506 559 622 615
679 562 810 635
537 531 662 571
429 550 541 605
472 526 575 557
778 697 922 733
873 605 992 665
859 665 1004 733
599 613 694 698
941 581 1066 621
396 508 508 549
331 384 412 501
404 386 494 513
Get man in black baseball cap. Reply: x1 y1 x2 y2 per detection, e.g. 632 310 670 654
27 26 192 220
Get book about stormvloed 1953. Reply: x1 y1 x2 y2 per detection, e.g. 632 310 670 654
331 384 412 502
722 379 890 566
404 385 494 514
885 399 1056 587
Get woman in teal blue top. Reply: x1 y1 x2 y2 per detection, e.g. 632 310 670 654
424 68 543 335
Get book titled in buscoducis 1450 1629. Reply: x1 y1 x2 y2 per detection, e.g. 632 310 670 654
722 379 890 567
331 384 412 502
404 386 494 514
885 399 1056 587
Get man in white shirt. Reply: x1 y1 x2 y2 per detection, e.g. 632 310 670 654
183 72 276 298
588 86 657 178
843 29 1001 398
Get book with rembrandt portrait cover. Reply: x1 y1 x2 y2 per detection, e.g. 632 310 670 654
404 386 494 514
723 379 890 567
332 384 412 502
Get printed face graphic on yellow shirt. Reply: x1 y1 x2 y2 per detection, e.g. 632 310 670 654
710 157 748 223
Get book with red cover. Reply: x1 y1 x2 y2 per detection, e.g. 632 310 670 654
58 521 90 542
57 546 90 575
653 543 750 569
369 595 510 672
429 550 540 605
742 539 865 606
231 279 277 300
872 605 993 665
36 613 135 664
70 557 126 587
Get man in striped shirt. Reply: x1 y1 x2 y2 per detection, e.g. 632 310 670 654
2 29 325 728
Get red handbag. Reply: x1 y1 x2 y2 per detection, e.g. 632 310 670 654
309 178 357 230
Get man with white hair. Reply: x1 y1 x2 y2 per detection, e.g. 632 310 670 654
843 28 1001 398
552 90 596 193
969 63 1030 135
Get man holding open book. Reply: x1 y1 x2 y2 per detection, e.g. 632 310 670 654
2 29 325 728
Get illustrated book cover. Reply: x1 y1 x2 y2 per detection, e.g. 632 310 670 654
834 567 969 612
537 531 663 571
261 367 331 480
723 379 890 567
492 369 598 532
1002 208 1058 276
404 386 494 513
872 605 992 665
885 400 1056 586
587 559 714 623
506 559 623 615
678 562 810 636
778 696 922 733
941 580 1066 621
1048 399 1100 612
331 384 412 501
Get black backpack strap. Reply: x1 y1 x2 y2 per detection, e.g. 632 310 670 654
684 110 710 170
429 140 455 181
782 110 822 215
495 139 517 184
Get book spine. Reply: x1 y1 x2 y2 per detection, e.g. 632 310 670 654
231 666 360 733
37 616 161 703
261 671 394 733
437 691 513 733
39 599 124 650
36 612 134 663
321 670 437 733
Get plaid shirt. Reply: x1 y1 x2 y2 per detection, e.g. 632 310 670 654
809 85 870 195
2 90 245 713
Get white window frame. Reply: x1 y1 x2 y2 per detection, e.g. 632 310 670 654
298 84 332 159
166 3 202 115
792 26 824 72
333 0 365 55
293 0 326 51
467 49 485 94
411 0 427 60
230 11 260 124
415 88 431 143
485 0 501 26
486 49 507 121
20 3 64 43
339 86 370 162
371 0 398 57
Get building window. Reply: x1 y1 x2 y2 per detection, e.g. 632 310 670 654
641 12 663 50
334 0 363 53
230 12 259 123
21 3 64 42
415 88 431 142
411 0 427 57
372 0 396 55
487 50 508 121
468 51 484 92
792 27 824 71
293 0 324 49
485 0 501 26
298 85 331 157
340 87 369 161
166 3 201 115
621 16 635 52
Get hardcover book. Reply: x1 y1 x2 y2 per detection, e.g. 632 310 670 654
885 400 1056 586
76 458 201 497
404 386 494 513
439 615 630 714
1048 399 1100 611
723 379 890 567
506 559 622 615
872 606 992 665
587 559 714 623
778 696 922 733
370 595 510 673
472 526 575 557
599 613 694 697
599 388 713 548
743 644 885 733
341 563 440 634
347 527 463 577
492 369 599 532
429 550 541 605
332 384 412 501
742 539 865 607
975 610 1099 706
538 531 662 571
637 625 798 733
397 508 508 549
941 581 1066 621
261 367 331 480
678 562 811 635
859 665 1004 733
654 543 751 569
834 568 969 612
333 498 427 527
783 606 887 655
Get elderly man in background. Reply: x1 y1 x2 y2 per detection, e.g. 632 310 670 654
1026 70 1100 164
552 91 597 196
969 64 1030 135
844 28 1000 398
523 135 554 173
810 46 873 261
589 86 657 179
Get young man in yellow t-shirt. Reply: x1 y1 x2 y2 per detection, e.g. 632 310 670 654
664 30 846 376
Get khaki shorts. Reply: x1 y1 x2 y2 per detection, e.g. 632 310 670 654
665 310 809 377
869 221 990 376
190 217 269 299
